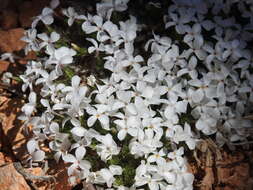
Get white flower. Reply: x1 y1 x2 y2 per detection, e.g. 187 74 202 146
183 23 203 45
177 55 198 79
1 53 15 63
114 115 138 140
196 14 214 31
48 47 76 75
97 0 129 18
164 98 187 120
188 77 217 103
40 98 55 120
147 149 166 165
96 134 120 161
119 16 137 43
203 42 224 67
82 15 103 34
32 7 54 28
99 20 120 42
22 92 37 116
95 165 122 187
145 33 171 53
163 76 183 102
222 39 243 61
185 39 207 60
143 117 164 138
37 31 60 49
50 0 60 9
27 139 45 162
134 161 163 190
86 105 110 130
196 115 217 135
49 131 71 162
63 147 91 176
86 38 105 54
2 72 13 84
21 29 40 54
62 7 86 26
167 147 185 166
62 75 89 104
165 11 193 34
172 123 196 150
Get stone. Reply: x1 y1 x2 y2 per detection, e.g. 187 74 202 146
0 10 18 30
217 163 250 189
201 168 214 190
19 0 50 28
51 162 72 190
216 151 244 166
0 163 31 190
215 187 233 190
0 60 10 72
18 51 37 65
24 161 72 190
0 28 25 52
25 167 47 190
0 0 9 11
0 152 5 165
0 97 29 161
217 167 231 184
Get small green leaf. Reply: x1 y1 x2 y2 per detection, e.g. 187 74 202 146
12 76 22 82
63 66 75 79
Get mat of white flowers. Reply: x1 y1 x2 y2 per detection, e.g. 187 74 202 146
5 0 253 189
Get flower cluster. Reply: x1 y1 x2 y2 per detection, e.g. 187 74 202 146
3 0 253 189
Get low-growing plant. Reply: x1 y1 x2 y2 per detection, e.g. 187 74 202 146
2 0 253 189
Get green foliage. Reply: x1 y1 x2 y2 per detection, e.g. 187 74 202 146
114 176 124 186
54 39 69 49
45 26 54 33
179 113 195 125
63 66 75 80
109 141 140 187
109 155 120 165
122 165 136 187
11 76 22 82
71 43 88 56
90 139 99 150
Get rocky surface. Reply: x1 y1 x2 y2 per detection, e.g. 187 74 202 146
0 60 10 72
0 163 31 190
0 28 25 52
0 10 18 30
18 0 50 28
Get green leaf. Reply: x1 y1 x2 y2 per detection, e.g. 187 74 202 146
12 76 22 82
63 66 75 80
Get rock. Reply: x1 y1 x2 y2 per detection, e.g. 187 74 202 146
19 0 50 28
48 161 72 190
0 97 29 161
18 51 37 65
25 167 47 190
217 163 250 189
0 152 5 165
0 163 31 190
0 0 9 11
201 168 214 190
0 10 18 30
215 187 233 190
0 60 10 72
216 151 244 166
23 161 72 190
0 28 25 52
246 178 253 190
217 167 230 184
